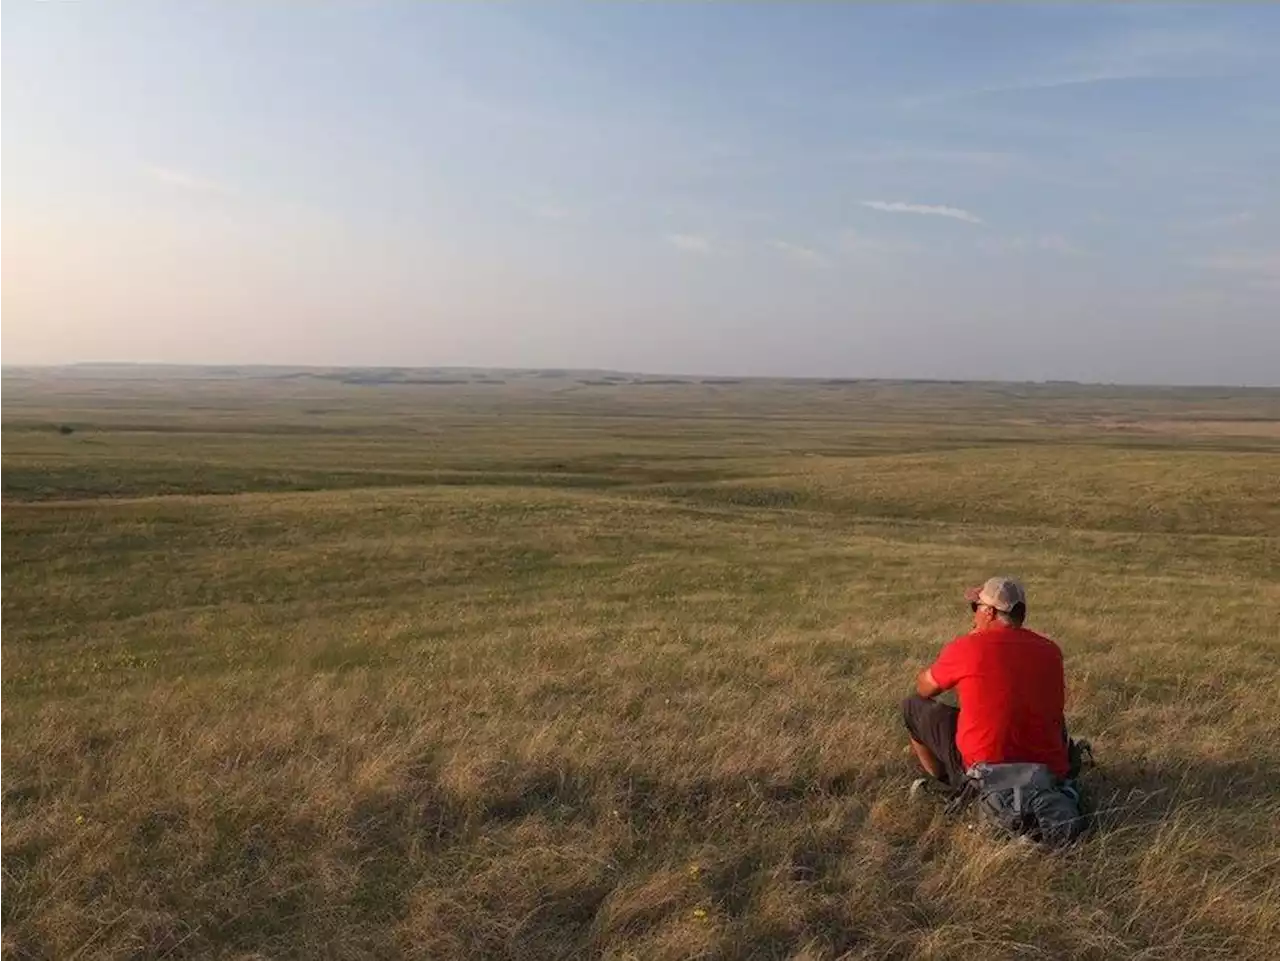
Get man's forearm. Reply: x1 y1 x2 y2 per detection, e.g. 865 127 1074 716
915 668 943 699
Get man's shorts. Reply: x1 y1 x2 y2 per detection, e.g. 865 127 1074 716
901 695 967 787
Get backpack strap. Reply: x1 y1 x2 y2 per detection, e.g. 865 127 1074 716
968 762 1058 792
1067 738 1095 780
943 776 980 817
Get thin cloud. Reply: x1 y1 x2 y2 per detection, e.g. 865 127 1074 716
844 146 1016 169
838 230 922 256
1173 211 1258 236
1204 211 1256 229
897 73 1150 108
144 164 231 194
530 202 572 221
666 233 713 254
1195 249 1280 293
770 240 829 268
924 71 1173 105
1013 234 1088 256
904 23 1256 109
1198 249 1280 278
906 56 1244 110
861 200 983 225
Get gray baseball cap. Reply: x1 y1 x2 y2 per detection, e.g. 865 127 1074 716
965 576 1027 613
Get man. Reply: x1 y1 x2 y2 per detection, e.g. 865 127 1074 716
902 576 1068 793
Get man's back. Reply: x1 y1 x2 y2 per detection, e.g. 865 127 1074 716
931 624 1068 777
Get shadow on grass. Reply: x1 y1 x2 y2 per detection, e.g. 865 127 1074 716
10 751 1274 961
326 758 898 958
1081 753 1280 827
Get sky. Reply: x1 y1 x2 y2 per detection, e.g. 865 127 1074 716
3 3 1279 385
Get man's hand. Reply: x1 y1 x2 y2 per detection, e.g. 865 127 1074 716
915 667 943 700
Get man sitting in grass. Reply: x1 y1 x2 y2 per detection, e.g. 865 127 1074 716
902 577 1070 796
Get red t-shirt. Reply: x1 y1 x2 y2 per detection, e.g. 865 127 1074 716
929 624 1069 777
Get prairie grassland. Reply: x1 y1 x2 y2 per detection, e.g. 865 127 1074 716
3 369 1279 960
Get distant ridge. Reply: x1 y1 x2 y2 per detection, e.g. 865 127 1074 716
0 363 1275 392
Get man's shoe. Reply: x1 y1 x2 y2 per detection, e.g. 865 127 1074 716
910 776 960 804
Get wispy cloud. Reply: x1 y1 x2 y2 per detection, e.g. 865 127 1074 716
861 200 983 225
1198 249 1280 284
1013 233 1088 256
844 146 1016 169
1203 211 1256 229
910 71 1176 106
666 233 713 254
1194 249 1280 294
530 202 572 221
903 23 1257 108
1172 211 1259 237
144 164 231 194
770 240 829 268
898 73 1158 109
839 230 923 256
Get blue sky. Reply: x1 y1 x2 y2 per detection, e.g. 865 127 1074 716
4 3 1278 384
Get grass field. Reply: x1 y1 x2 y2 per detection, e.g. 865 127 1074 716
3 367 1279 960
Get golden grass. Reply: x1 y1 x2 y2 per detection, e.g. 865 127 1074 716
3 372 1279 959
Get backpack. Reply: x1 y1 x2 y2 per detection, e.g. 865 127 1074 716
949 740 1094 847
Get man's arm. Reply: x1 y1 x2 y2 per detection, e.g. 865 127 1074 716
916 635 964 699
915 667 944 699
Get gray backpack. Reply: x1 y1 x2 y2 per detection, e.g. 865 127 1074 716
956 760 1089 847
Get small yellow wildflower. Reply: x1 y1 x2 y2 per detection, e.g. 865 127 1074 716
692 907 708 921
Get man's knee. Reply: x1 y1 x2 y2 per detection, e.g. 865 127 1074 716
901 695 929 735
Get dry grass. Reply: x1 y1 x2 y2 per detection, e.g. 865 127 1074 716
3 370 1279 960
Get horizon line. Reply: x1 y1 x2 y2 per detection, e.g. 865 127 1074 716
2 362 1276 392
